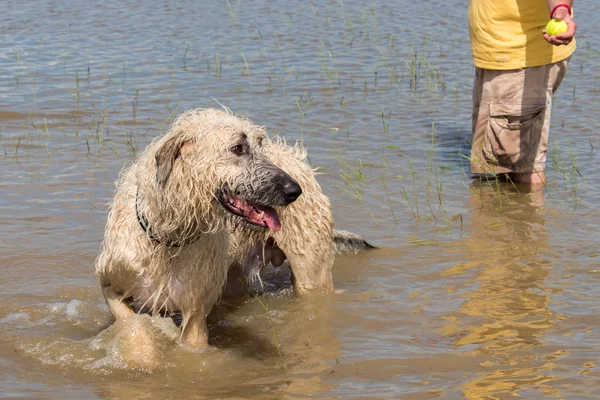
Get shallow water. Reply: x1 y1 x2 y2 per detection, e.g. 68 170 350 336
2 0 600 398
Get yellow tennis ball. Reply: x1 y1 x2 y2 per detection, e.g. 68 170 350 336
546 19 568 36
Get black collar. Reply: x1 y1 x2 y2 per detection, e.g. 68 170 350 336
135 187 200 248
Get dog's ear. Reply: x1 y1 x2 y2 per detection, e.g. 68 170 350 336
155 136 184 188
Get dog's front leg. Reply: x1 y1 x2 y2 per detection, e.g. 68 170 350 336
181 310 209 348
285 246 334 294
102 282 135 321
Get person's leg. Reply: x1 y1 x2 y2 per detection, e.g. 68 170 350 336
470 67 528 177
509 58 569 185
470 60 569 185
470 67 492 174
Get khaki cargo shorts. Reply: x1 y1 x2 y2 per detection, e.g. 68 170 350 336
470 59 569 174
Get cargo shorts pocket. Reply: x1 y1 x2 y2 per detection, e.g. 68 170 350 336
483 103 546 167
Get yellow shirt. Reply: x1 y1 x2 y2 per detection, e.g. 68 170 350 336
468 0 576 69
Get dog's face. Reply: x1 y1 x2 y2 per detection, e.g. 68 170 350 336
213 129 302 232
154 109 301 233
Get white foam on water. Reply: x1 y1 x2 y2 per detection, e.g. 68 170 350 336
65 299 85 319
47 302 68 314
0 312 30 323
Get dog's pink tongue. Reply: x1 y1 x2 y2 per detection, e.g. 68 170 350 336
248 205 281 232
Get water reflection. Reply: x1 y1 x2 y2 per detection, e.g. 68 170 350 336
443 182 561 398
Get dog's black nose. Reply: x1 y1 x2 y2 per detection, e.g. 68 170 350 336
283 179 302 203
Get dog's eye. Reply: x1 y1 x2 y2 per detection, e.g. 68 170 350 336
230 144 244 155
257 137 264 146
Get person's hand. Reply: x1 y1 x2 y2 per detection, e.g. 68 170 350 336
543 6 576 46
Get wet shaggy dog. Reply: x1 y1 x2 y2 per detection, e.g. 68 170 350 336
95 109 303 348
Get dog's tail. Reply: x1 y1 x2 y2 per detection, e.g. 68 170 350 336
334 229 377 254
